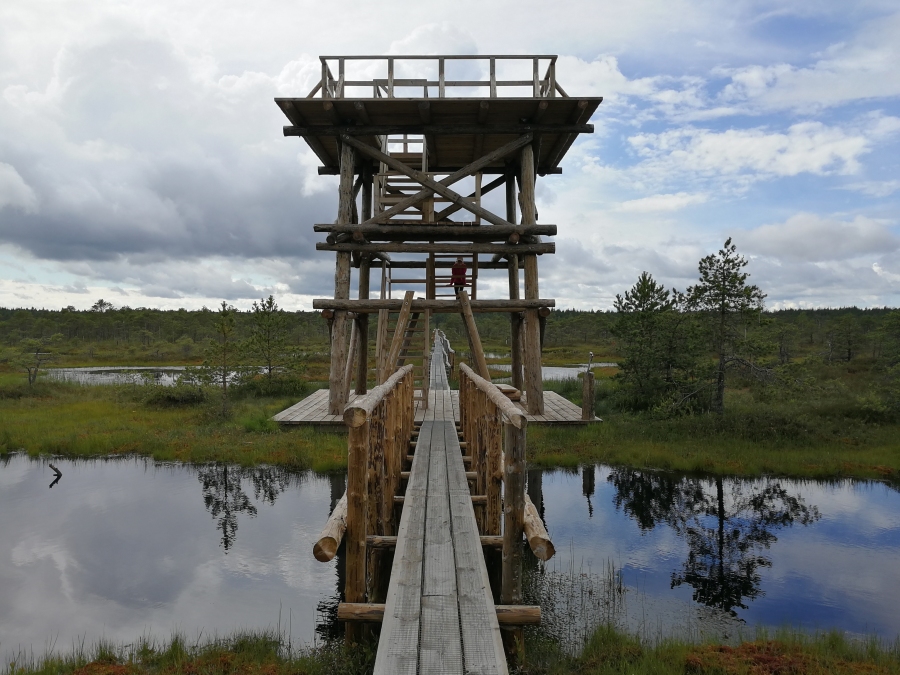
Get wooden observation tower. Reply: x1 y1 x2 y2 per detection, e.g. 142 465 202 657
276 55 601 417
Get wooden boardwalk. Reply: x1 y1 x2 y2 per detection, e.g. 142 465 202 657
274 384 593 427
374 342 507 675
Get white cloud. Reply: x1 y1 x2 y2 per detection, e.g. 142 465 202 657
742 213 899 262
0 162 38 212
719 23 900 113
627 122 873 190
617 192 707 212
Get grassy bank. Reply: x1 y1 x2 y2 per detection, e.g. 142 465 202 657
527 625 900 674
5 626 899 675
3 631 374 675
0 375 346 472
534 376 900 482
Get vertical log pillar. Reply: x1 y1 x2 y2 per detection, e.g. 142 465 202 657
485 406 502 535
355 169 372 395
355 256 370 395
501 420 526 661
520 144 544 415
506 167 524 392
330 142 355 414
365 400 385 603
345 420 368 643
582 371 595 421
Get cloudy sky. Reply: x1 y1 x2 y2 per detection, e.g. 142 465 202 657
1 0 899 311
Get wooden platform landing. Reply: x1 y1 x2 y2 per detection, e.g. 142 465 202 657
374 345 506 674
273 385 593 428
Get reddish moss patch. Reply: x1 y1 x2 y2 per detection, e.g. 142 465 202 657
684 641 890 675
73 663 140 675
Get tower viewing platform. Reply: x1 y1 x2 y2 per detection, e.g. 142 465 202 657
274 54 602 420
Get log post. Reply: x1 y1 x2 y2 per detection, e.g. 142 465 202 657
473 388 487 532
330 142 356 414
501 420 526 660
366 398 385 602
581 371 595 421
345 420 368 643
355 256 371 395
485 404 502 536
520 144 544 415
506 167 524 392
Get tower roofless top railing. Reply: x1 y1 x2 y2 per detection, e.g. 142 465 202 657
310 55 567 99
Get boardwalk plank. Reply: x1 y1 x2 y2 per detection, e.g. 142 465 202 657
376 339 508 675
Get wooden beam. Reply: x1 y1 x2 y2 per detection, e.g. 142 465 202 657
280 101 332 167
367 260 512 270
318 242 554 255
458 290 491 381
329 141 355 415
284 123 593 136
312 299 555 313
341 135 516 228
520 144 544 415
318 165 562 176
433 174 506 221
355 257 370 395
357 134 533 224
337 603 540 626
384 291 414 376
313 491 347 562
544 99 596 169
315 224 556 239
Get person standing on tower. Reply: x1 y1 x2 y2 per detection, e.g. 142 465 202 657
450 257 468 295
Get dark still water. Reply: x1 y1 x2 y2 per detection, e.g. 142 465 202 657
528 466 900 646
2 456 899 662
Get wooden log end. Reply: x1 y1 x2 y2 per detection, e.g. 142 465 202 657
313 537 339 563
526 535 556 562
496 605 541 626
342 406 368 428
538 306 552 318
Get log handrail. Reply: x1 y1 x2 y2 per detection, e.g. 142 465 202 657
344 363 415 427
460 363 526 429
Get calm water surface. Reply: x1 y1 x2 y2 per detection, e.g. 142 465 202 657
530 466 900 646
46 367 186 386
2 455 899 661
0 454 343 661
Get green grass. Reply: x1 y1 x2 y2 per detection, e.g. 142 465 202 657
523 625 900 674
3 631 375 675
5 626 899 675
0 375 346 473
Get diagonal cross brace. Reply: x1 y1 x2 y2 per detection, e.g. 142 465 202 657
341 133 532 227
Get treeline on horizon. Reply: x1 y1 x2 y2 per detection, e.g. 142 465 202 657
0 299 897 361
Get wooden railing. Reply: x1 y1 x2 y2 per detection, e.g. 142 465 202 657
435 328 455 372
312 365 415 601
310 55 567 100
459 363 554 626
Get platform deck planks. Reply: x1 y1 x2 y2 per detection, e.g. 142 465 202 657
274 386 593 427
374 342 506 675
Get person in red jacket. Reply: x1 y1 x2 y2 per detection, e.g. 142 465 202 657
450 257 468 295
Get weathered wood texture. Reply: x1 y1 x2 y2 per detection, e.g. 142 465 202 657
582 371 596 421
313 298 555 313
329 142 355 415
373 339 507 675
339 364 415 643
520 143 544 415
